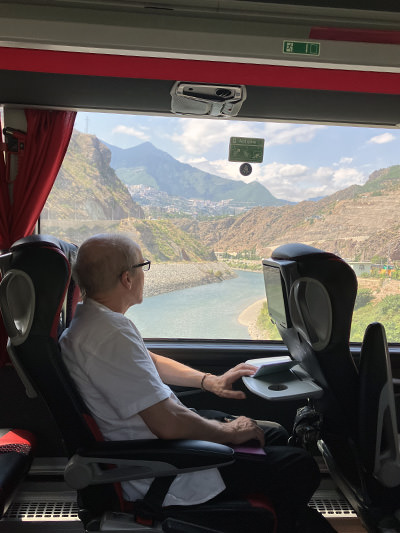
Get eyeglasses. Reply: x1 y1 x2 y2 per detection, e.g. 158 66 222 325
130 259 151 272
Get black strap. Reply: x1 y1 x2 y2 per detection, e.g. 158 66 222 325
134 475 176 522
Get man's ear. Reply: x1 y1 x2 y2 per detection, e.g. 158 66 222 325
119 270 132 289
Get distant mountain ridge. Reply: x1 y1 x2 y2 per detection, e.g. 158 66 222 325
104 141 287 207
175 165 400 262
46 131 400 264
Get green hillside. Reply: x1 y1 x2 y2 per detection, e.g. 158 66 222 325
256 292 400 343
117 167 159 189
357 165 400 195
119 218 216 262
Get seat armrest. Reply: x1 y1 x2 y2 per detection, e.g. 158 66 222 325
65 439 234 489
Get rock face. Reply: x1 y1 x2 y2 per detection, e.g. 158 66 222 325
45 131 144 220
176 165 400 262
42 132 218 261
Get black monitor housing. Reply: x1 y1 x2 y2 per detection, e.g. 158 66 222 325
262 258 298 331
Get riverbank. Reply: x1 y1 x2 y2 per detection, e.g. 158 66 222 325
143 262 236 298
238 298 267 340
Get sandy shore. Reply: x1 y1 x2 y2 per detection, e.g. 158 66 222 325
238 298 267 340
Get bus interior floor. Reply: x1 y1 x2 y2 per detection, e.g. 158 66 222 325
0 478 367 533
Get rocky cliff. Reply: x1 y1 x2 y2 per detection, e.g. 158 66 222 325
45 131 144 220
175 165 400 261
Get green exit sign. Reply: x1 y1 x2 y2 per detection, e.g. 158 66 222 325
283 41 320 56
229 137 265 163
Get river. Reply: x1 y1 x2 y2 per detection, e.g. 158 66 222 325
126 270 266 339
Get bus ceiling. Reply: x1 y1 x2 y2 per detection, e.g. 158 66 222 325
0 1 400 126
1 1 400 67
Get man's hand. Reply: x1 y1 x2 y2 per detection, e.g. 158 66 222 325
140 398 265 447
225 416 265 446
203 363 258 399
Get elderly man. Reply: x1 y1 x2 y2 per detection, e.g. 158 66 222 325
60 233 336 533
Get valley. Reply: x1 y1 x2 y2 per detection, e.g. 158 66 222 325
43 131 400 266
41 130 400 342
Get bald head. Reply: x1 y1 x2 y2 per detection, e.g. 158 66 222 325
73 234 142 299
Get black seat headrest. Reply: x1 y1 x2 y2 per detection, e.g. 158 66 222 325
10 234 77 267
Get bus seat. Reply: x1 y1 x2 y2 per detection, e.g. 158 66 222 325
0 235 277 533
264 243 400 531
0 428 35 518
0 251 37 519
358 322 400 488
265 243 359 435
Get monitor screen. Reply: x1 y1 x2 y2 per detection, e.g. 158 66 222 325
263 264 289 329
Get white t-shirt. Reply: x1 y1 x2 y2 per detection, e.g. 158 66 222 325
59 298 225 506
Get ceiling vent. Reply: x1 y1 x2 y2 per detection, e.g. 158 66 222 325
170 82 246 117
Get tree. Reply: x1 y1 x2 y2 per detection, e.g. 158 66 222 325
354 288 373 310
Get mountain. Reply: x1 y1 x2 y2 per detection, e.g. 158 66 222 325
46 132 400 264
105 141 286 207
174 165 400 262
45 131 144 220
307 196 325 202
43 132 217 261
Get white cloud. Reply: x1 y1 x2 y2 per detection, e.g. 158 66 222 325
112 125 150 141
256 163 315 201
368 132 395 144
261 162 308 181
332 168 365 188
185 158 248 181
170 118 255 155
339 157 353 164
314 166 334 179
184 155 367 202
170 120 326 159
263 123 325 146
233 163 365 202
177 156 208 165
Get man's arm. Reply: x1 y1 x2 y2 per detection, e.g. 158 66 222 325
149 351 206 389
139 397 265 446
149 351 257 400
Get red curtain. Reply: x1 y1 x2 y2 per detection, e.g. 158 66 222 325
0 116 10 252
7 109 76 247
0 109 76 366
0 116 9 367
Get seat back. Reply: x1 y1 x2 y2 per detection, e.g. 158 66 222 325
0 235 96 453
264 243 400 528
0 236 122 523
358 322 400 488
263 243 359 436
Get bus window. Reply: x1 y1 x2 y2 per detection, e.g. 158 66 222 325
41 113 400 342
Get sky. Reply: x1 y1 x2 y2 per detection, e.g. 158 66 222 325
74 112 400 203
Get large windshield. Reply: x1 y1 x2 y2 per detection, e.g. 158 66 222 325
42 113 400 342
